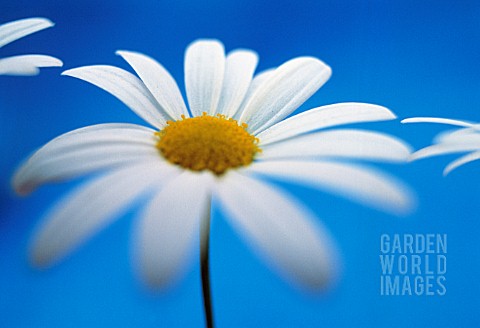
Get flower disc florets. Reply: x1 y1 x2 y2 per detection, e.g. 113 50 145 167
156 113 261 175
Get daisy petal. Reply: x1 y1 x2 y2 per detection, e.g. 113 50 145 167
257 103 396 145
216 49 258 117
216 171 339 289
0 17 53 48
410 142 480 161
259 129 412 162
30 162 180 267
433 128 469 144
444 151 480 175
401 117 474 127
245 160 415 215
185 39 225 117
135 171 213 288
234 68 275 120
13 124 160 195
245 69 276 96
0 55 62 75
62 65 168 128
434 128 480 144
239 57 331 134
116 50 189 120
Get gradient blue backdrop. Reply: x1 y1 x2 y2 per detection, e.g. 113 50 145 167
1 1 480 327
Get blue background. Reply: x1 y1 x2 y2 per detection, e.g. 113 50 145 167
1 0 480 327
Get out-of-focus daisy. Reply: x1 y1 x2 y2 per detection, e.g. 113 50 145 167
0 17 62 75
14 40 415 292
402 117 480 175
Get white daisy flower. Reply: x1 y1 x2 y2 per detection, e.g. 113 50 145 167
402 117 480 175
0 17 63 75
13 40 415 294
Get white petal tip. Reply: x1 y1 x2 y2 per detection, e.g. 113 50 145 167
37 18 54 29
28 245 55 269
186 39 226 55
61 66 89 77
0 55 63 75
12 186 31 197
11 164 37 195
11 177 30 196
29 255 48 269
442 165 459 176
188 38 223 45
396 199 417 217
300 56 332 77
401 117 474 127
46 57 63 67
31 17 55 28
302 265 341 292
11 17 55 29
142 276 169 290
136 263 184 291
60 68 76 76
388 112 397 120
443 161 463 176
363 190 415 217
0 18 56 49
115 50 132 56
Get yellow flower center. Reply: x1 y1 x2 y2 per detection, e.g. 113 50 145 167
155 113 261 175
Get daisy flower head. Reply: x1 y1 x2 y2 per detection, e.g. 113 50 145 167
13 39 415 292
402 117 480 175
0 17 62 76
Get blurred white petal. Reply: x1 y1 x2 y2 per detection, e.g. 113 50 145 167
62 65 168 128
401 117 474 127
444 151 480 175
13 123 159 195
215 49 258 117
116 50 189 120
245 160 415 215
185 39 225 117
30 162 180 267
239 57 331 134
0 55 62 75
410 142 480 161
434 128 471 144
215 171 339 290
135 171 213 288
260 129 412 162
0 17 53 48
434 128 480 144
257 103 396 145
